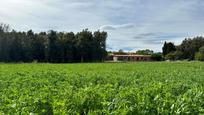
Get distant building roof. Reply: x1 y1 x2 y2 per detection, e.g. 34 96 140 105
112 54 151 57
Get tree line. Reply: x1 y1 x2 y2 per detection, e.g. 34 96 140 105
162 36 204 61
0 23 107 63
111 36 204 62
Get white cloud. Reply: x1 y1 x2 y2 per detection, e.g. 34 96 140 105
0 0 204 51
100 23 134 30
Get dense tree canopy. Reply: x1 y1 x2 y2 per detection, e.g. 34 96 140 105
162 42 176 56
195 46 204 61
0 24 107 63
177 37 204 60
162 36 204 61
136 49 154 55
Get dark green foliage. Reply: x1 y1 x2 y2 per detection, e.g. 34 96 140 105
151 53 163 61
76 29 94 62
48 30 58 63
162 42 176 56
165 51 183 61
195 46 204 61
199 46 204 54
9 32 23 62
136 49 154 55
0 24 107 63
31 32 47 62
93 31 107 61
0 33 12 62
33 100 53 115
177 37 204 60
163 37 204 61
113 49 128 55
195 52 204 61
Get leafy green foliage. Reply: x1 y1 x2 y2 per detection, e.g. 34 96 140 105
163 37 204 61
195 46 204 61
151 53 163 61
136 49 154 55
165 51 183 61
195 52 204 61
0 24 107 63
0 62 204 114
162 42 176 56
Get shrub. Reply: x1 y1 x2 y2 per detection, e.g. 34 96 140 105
151 53 163 61
195 52 204 61
165 51 183 61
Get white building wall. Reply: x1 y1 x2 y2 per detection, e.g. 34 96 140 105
113 57 118 62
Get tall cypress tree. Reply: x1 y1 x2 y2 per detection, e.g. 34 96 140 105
48 30 58 63
162 42 176 56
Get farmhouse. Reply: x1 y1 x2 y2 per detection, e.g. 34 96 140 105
107 54 151 62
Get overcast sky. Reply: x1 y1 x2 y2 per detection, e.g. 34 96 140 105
0 0 204 52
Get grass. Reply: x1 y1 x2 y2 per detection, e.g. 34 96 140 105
0 62 204 114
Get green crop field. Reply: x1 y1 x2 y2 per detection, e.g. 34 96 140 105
0 62 204 114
